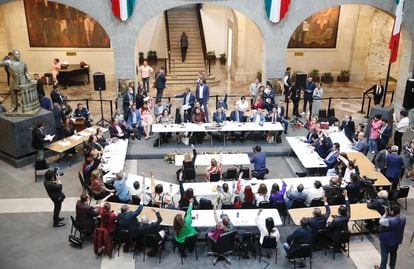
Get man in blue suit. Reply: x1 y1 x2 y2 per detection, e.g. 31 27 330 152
351 132 368 154
212 107 226 124
175 87 195 109
303 76 316 113
123 86 135 122
308 196 330 244
229 107 245 142
250 109 265 124
283 218 312 259
118 204 144 242
286 184 308 209
195 79 210 121
324 142 340 169
385 145 404 190
378 119 392 151
126 104 143 140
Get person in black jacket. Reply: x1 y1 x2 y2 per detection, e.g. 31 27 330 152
32 121 53 162
283 217 312 258
308 196 331 235
137 209 166 256
118 204 144 242
75 194 99 236
178 180 199 209
366 190 389 232
328 190 350 244
176 145 197 181
154 67 167 102
339 114 355 141
44 169 65 227
345 173 362 204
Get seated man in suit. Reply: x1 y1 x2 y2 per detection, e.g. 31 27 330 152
126 104 143 140
328 190 350 247
109 118 129 139
250 145 268 179
307 196 330 243
73 103 91 125
250 109 266 140
229 107 246 142
118 204 144 242
345 173 362 204
323 177 343 205
351 132 368 154
136 209 166 255
75 194 99 236
286 184 308 209
324 143 340 169
283 218 312 259
213 107 227 124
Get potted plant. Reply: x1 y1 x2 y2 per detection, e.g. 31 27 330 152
206 51 216 62
337 69 350 82
309 69 320 82
147 50 157 65
138 52 144 65
219 53 226 65
321 72 334 84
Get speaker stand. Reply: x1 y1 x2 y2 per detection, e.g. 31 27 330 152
289 116 304 126
96 90 110 127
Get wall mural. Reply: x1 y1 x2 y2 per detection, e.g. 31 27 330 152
288 6 341 49
24 0 110 48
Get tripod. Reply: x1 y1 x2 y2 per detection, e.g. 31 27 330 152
96 90 110 127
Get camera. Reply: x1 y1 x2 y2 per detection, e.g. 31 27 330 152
54 167 64 176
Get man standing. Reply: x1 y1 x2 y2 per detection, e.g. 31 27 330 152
32 121 54 162
178 32 190 62
367 80 384 106
250 145 268 179
374 203 406 269
122 86 135 122
378 119 392 151
138 61 153 92
195 79 210 122
339 114 355 141
393 110 410 155
44 169 65 227
303 76 315 114
283 67 292 102
33 73 45 98
154 67 167 102
249 78 261 102
175 87 195 109
0 50 31 112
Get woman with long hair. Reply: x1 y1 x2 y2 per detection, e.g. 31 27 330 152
269 181 287 206
256 209 280 244
140 100 154 140
242 185 255 206
173 198 197 255
205 158 222 182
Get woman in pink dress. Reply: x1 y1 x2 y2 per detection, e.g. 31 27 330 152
140 98 154 140
51 58 60 84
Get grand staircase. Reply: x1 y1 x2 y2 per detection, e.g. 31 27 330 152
166 6 219 85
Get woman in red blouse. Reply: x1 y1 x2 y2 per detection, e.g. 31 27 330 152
252 96 265 110
99 202 118 237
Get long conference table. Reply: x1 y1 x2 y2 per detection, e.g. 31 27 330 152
286 136 327 169
152 121 284 147
101 139 129 174
174 153 251 167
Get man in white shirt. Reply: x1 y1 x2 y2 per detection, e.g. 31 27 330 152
303 180 324 206
138 61 153 92
394 110 410 154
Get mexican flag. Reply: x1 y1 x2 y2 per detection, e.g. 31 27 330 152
389 0 404 63
112 0 136 21
265 0 291 23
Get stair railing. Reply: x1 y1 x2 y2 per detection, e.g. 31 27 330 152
196 4 208 72
164 10 171 75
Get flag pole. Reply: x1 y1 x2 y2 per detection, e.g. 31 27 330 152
382 59 392 107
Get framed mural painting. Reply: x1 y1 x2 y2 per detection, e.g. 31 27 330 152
288 6 341 49
23 0 110 48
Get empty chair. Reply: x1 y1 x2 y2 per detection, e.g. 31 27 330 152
223 168 238 180
318 109 327 121
259 236 278 264
238 232 257 260
78 171 87 195
309 199 324 207
207 230 237 265
275 201 288 226
291 243 312 269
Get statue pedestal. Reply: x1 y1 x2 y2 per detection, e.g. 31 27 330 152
0 109 55 167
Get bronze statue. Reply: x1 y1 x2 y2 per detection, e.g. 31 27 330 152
0 50 40 115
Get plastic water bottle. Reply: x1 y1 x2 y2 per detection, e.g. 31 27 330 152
232 179 236 194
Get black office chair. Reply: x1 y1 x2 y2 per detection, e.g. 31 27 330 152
331 230 350 260
199 198 214 210
68 216 86 248
221 202 234 209
327 195 345 205
309 198 324 207
210 172 221 182
291 243 312 269
396 186 409 210
318 109 327 122
274 201 288 225
143 234 163 263
239 167 250 179
174 234 198 265
259 236 278 264
113 229 131 257
183 168 196 182
238 232 257 260
207 230 237 265
291 199 307 209
258 201 271 208
313 229 329 251
223 168 238 180
242 201 256 209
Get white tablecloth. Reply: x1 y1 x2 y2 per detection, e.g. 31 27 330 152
101 139 128 175
286 136 327 169
191 208 282 227
175 153 251 167
326 129 356 153
152 122 284 133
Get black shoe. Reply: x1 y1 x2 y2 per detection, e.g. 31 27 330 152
58 217 65 221
53 222 65 228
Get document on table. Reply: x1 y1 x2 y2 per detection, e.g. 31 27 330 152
45 134 55 141
71 135 83 141
58 140 71 147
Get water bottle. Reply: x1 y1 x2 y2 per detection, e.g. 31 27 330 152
236 211 239 218
232 178 236 194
